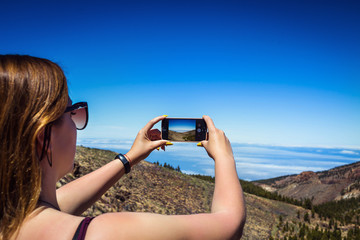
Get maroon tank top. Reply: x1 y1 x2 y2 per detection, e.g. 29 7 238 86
72 217 94 240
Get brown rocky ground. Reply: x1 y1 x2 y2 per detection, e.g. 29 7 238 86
58 146 214 216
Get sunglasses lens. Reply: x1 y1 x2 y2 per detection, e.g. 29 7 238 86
72 107 87 130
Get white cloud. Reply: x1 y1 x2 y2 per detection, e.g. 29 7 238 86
232 142 360 150
236 162 323 172
77 138 133 150
238 170 271 179
182 170 200 175
340 150 359 155
233 145 360 162
203 168 215 176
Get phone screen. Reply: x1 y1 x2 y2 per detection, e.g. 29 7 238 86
162 118 207 142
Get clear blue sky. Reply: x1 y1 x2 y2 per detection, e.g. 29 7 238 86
1 0 359 147
169 119 195 132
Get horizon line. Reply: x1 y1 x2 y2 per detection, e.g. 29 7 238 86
76 137 360 150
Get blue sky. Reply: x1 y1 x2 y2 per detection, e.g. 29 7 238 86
169 119 195 132
1 0 360 178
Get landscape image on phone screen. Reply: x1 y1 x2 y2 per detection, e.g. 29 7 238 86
168 119 196 141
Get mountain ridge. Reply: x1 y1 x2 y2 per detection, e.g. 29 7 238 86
254 161 360 205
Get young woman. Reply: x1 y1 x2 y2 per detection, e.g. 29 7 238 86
0 55 246 240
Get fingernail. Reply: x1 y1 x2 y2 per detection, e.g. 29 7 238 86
166 142 173 145
197 142 202 147
163 115 168 117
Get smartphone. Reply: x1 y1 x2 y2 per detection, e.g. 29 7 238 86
161 118 207 142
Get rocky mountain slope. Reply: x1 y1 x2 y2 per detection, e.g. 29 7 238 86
169 130 196 141
57 146 358 239
254 161 360 205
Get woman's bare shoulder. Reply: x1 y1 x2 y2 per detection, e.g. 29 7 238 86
17 208 241 240
15 207 84 240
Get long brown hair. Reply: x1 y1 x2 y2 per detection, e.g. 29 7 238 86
0 55 69 239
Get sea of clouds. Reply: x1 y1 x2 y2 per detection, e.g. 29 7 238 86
77 138 360 181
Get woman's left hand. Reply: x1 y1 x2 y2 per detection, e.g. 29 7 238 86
125 115 169 166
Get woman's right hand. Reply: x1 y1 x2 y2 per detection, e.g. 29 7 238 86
200 115 234 161
125 115 169 166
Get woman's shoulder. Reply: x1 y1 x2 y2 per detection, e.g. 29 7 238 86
17 208 240 240
15 207 84 240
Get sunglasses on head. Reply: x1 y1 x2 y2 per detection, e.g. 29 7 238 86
64 102 89 130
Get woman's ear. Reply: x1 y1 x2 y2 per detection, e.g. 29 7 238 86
36 128 45 160
36 126 52 162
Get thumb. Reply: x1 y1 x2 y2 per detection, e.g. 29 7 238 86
197 140 207 148
151 140 170 150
